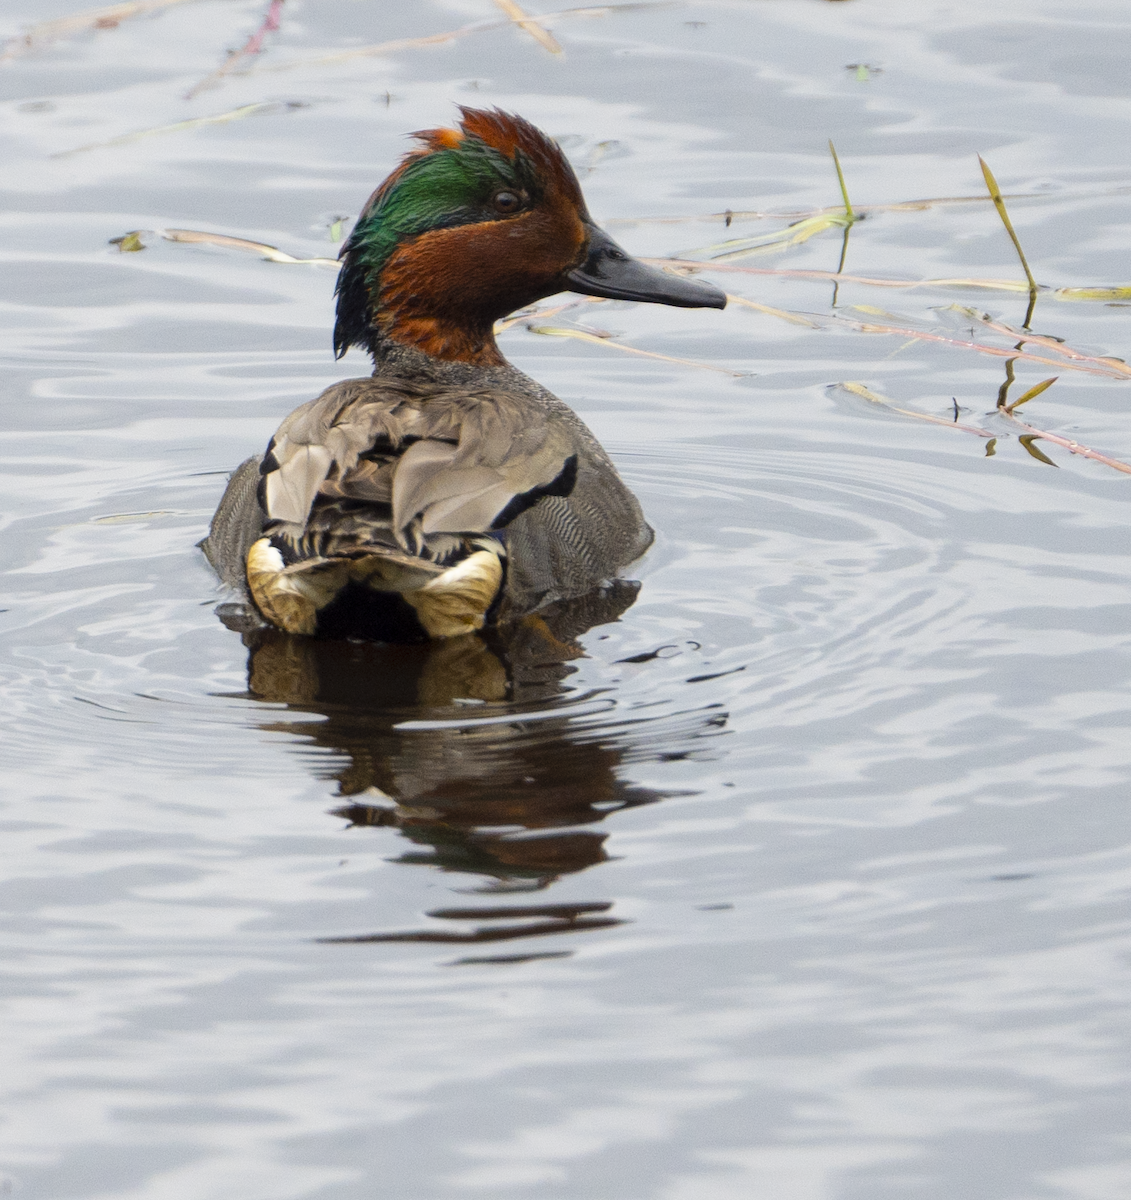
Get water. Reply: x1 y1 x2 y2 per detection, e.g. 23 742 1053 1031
3 0 1131 1196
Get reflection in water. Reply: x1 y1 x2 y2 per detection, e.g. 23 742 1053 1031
231 582 728 945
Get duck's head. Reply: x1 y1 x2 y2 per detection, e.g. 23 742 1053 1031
334 107 726 366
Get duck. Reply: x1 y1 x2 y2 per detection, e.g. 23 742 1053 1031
202 107 726 642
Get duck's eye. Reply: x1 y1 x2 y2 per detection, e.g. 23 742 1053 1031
492 190 523 214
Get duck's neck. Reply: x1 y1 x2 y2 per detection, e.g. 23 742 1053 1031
378 315 506 368
368 330 512 384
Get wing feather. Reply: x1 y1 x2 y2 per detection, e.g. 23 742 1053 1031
259 379 578 554
389 395 575 537
264 441 334 526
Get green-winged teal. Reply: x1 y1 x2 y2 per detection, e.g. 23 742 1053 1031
203 107 725 640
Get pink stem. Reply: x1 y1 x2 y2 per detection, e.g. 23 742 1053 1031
243 0 283 57
1000 412 1131 475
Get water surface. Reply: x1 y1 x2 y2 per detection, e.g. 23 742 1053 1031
3 1 1131 1196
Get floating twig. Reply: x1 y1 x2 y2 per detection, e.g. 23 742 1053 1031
163 226 336 262
530 325 744 375
495 296 606 332
108 226 338 264
705 282 1130 379
263 26 479 70
606 193 1052 227
953 307 1131 376
493 0 564 55
724 293 1129 379
823 309 1131 379
995 373 1131 472
1057 285 1131 301
52 99 300 157
724 294 819 327
682 211 855 262
993 372 1131 472
999 410 1131 474
837 382 993 436
186 0 284 99
258 4 665 72
681 146 862 268
161 227 337 263
0 0 202 62
979 155 1039 327
649 259 1131 303
838 381 1131 475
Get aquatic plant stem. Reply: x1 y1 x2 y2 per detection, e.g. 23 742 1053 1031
832 225 850 307
259 5 665 72
1000 411 1131 474
838 382 993 436
996 356 1017 410
53 101 293 157
725 296 1131 379
493 0 564 55
978 155 1039 327
653 260 1131 303
0 0 201 62
829 137 855 307
839 382 1131 475
829 311 1127 378
1000 375 1058 415
829 140 856 222
529 326 744 376
186 0 285 99
608 192 1053 226
959 307 1131 370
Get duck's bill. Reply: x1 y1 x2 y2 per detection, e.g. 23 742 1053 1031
565 227 727 309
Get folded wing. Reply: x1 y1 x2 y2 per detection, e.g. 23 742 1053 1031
258 377 577 556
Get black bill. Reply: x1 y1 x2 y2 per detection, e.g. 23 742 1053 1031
565 226 727 309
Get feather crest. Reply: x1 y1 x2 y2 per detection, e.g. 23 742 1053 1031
333 108 585 359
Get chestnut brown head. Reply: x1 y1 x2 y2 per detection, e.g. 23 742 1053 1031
334 107 725 366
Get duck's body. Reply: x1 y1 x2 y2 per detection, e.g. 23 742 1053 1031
203 108 724 641
204 340 652 639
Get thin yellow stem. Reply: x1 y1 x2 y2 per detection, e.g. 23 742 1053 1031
828 140 855 221
493 0 564 54
978 155 1039 325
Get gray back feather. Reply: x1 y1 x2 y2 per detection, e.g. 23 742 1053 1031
200 455 266 595
203 345 654 618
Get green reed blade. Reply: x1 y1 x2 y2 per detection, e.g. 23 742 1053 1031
1004 375 1058 414
978 156 1039 325
829 140 856 222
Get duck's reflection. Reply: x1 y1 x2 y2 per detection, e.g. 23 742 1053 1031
232 582 727 949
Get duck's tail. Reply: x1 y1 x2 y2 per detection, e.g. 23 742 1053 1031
245 535 505 640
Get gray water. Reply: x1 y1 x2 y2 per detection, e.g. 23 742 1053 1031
3 0 1131 1196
